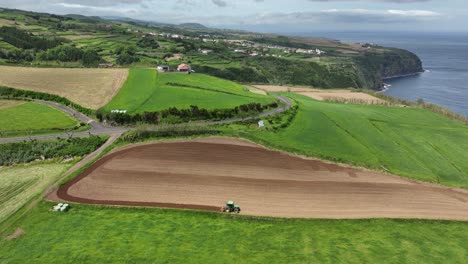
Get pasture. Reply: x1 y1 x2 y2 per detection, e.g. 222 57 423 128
0 66 128 109
0 100 79 137
102 68 275 113
1 202 467 263
0 163 70 224
244 93 468 188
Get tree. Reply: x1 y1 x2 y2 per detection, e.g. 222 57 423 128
82 49 101 67
137 37 160 49
115 45 139 65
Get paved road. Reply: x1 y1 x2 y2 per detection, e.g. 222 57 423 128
0 95 291 144
0 100 128 144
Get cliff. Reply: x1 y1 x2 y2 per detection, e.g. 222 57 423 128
353 49 424 90
194 48 423 90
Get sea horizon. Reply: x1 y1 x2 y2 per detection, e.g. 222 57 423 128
289 31 468 117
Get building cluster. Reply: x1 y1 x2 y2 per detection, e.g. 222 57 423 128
227 40 326 57
140 30 326 57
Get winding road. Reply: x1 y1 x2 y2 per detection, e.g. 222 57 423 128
0 95 291 144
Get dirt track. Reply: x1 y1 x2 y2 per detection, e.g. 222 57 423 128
57 138 468 220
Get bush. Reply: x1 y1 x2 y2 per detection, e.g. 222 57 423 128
118 125 219 143
97 102 279 125
0 136 108 166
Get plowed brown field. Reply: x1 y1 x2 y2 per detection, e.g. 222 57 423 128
57 138 468 220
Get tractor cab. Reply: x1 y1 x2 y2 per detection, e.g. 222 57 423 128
222 200 241 213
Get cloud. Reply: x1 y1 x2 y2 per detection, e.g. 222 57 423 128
0 0 448 31
205 9 441 26
307 0 431 2
212 0 228 7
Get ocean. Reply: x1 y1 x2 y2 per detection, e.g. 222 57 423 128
301 32 468 116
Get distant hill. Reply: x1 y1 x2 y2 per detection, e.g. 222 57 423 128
64 14 104 23
179 23 208 29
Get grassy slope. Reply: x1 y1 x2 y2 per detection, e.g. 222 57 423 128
0 163 71 224
1 202 467 263
102 68 275 113
0 101 78 136
242 93 468 188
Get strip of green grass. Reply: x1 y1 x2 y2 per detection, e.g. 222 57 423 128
240 93 468 188
1 202 467 263
0 101 79 137
102 68 275 113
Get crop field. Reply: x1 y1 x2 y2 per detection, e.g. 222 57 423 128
0 66 128 109
74 35 139 58
102 68 275 113
55 138 468 220
1 202 467 263
255 85 383 103
244 93 468 188
0 163 71 224
0 100 79 137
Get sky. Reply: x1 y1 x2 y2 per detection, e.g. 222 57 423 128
0 0 466 33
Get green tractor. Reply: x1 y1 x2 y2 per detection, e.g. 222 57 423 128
221 200 241 213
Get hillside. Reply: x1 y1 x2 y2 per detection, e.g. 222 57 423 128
0 8 422 90
102 68 274 114
239 93 468 188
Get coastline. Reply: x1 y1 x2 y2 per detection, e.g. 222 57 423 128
378 70 425 93
382 71 424 81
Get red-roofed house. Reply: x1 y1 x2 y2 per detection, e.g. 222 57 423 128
177 64 191 72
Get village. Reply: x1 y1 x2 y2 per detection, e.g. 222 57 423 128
141 30 326 58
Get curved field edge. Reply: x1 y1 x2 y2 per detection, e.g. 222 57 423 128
0 101 84 137
101 68 276 113
0 66 128 110
1 201 467 263
228 93 468 189
2 135 467 262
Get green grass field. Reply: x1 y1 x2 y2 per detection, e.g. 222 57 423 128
1 202 467 263
102 68 275 113
0 101 79 137
0 163 71 224
240 93 468 188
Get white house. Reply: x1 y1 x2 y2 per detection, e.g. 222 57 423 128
157 65 170 72
201 49 213 55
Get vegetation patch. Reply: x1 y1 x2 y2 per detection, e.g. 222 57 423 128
0 202 467 263
0 100 80 137
98 101 278 125
0 136 108 166
117 124 220 143
0 163 71 224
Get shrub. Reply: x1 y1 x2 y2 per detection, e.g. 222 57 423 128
0 136 108 166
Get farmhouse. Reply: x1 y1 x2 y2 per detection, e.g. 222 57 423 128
157 65 170 72
200 49 213 55
177 64 191 72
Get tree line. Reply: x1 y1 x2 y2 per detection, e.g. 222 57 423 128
0 136 107 166
36 45 101 66
97 102 279 125
0 26 65 50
